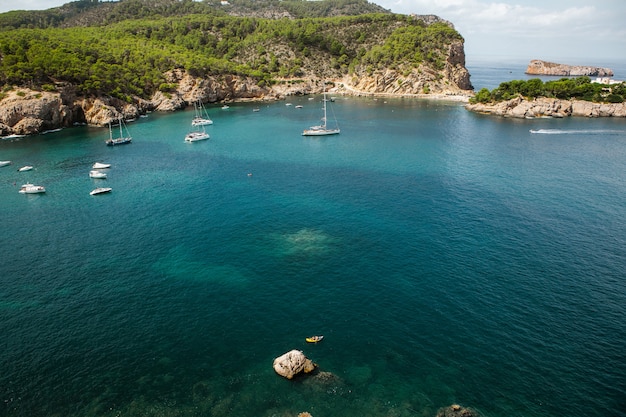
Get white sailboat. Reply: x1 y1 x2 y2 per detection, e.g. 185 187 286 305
185 129 210 142
191 101 213 126
302 84 340 136
105 117 132 146
185 121 210 142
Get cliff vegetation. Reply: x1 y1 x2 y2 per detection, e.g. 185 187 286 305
0 8 465 100
469 77 626 105
0 0 472 135
466 77 626 119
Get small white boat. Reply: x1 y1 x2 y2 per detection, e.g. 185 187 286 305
92 162 111 169
18 165 33 172
185 131 210 142
90 187 112 195
221 105 230 110
19 183 46 194
0 161 11 167
295 105 303 109
89 170 107 179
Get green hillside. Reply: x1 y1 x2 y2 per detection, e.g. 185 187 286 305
0 0 464 101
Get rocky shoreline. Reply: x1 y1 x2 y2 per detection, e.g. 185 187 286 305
465 96 626 118
0 50 472 138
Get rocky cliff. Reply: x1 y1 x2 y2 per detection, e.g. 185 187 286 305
0 42 472 136
465 96 626 118
525 60 614 77
345 40 472 96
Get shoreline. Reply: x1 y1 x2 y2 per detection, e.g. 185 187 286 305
465 96 626 118
0 86 474 138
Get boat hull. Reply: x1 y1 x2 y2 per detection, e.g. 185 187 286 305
92 163 111 169
185 132 210 142
106 138 132 146
90 187 112 195
192 118 213 126
302 129 340 136
19 184 45 194
89 170 107 179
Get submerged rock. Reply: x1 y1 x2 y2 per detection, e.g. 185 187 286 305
436 404 477 417
273 350 317 379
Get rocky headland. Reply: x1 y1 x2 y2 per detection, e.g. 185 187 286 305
525 59 614 77
465 96 626 118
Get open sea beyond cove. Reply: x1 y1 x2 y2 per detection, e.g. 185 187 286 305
1 61 626 417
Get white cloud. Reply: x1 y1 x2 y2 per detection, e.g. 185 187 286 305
374 0 626 61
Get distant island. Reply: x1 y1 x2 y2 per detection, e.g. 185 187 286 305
525 59 614 77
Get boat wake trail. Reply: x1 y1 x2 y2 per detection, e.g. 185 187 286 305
530 129 625 135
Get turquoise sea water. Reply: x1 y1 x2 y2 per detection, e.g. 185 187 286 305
1 65 626 417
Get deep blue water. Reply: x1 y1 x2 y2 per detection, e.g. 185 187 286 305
467 57 626 91
1 65 626 417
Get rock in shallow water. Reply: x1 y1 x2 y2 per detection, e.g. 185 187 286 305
272 350 317 379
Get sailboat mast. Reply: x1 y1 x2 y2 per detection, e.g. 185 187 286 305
322 84 327 128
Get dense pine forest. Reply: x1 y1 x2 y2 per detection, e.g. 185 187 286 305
0 0 463 101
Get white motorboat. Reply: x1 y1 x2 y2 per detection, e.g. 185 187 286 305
19 183 46 194
0 161 11 167
185 131 210 142
18 165 33 172
90 187 112 195
89 170 107 179
92 162 111 169
191 101 213 126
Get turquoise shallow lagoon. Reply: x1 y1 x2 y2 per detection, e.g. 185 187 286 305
1 65 626 417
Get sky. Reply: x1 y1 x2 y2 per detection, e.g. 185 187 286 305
1 0 624 65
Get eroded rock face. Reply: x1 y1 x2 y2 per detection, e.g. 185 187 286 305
0 90 72 133
525 60 614 77
466 97 626 118
345 40 472 96
273 350 317 380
